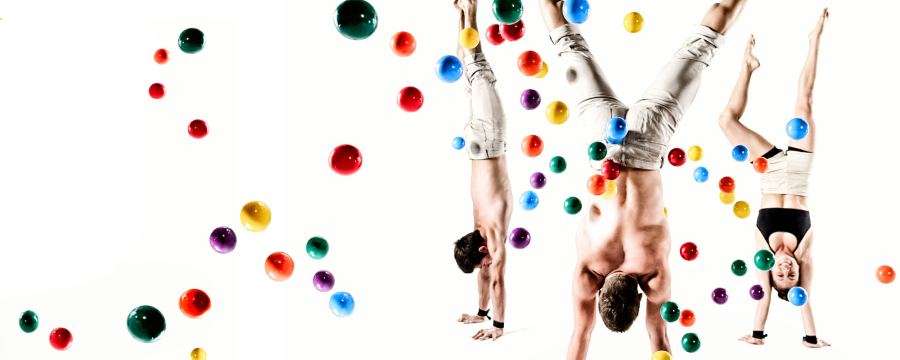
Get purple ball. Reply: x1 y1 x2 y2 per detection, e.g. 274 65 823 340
530 172 547 189
209 226 237 254
313 270 335 292
508 227 531 249
712 287 729 305
749 285 765 300
520 89 541 110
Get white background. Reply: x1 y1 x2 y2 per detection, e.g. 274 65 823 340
0 0 896 359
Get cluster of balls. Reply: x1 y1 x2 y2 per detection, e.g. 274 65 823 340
149 28 209 140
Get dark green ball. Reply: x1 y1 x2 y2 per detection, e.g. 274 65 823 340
492 0 524 24
682 332 701 353
564 197 582 215
659 301 680 323
18 310 38 333
731 260 748 276
126 305 166 343
178 28 205 54
754 249 775 271
306 236 329 260
549 156 567 174
588 142 607 161
334 0 378 40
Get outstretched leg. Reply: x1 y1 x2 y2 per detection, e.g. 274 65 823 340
789 8 829 153
700 0 748 36
717 35 773 159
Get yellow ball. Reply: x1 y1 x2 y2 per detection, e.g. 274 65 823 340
600 180 618 200
240 201 272 232
458 28 480 49
624 12 644 33
664 207 668 218
720 191 735 204
688 145 703 161
651 350 672 360
546 101 569 125
191 348 207 360
534 61 549 79
733 201 751 219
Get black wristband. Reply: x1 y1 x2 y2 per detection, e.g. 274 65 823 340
477 309 491 320
493 321 504 329
752 331 767 339
804 335 817 344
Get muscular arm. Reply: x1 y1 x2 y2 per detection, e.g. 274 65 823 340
485 228 507 324
566 265 600 360
477 266 491 311
642 268 672 354
798 246 816 337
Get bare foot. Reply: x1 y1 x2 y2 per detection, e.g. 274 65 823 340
457 0 477 13
809 7 829 43
744 35 760 72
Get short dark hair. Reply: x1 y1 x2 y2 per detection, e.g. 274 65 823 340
769 273 794 302
454 230 486 274
598 274 641 332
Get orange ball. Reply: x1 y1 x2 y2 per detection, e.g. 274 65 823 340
877 265 896 284
154 49 169 64
753 157 769 173
521 135 544 157
586 174 608 196
719 176 735 193
517 51 543 76
679 309 696 327
264 252 295 282
390 31 417 57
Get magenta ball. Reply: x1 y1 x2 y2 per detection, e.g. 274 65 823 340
209 226 237 254
530 172 547 189
520 89 541 110
749 285 764 300
313 270 335 292
712 287 729 305
508 227 531 249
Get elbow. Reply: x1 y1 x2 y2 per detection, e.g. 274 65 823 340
718 114 736 131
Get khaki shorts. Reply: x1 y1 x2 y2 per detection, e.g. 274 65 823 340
759 148 814 196
462 53 507 160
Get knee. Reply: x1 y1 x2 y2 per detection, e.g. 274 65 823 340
795 93 813 112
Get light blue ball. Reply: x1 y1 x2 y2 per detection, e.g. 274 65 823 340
607 117 627 142
732 145 749 162
519 191 539 211
329 291 356 317
435 55 464 83
693 167 709 183
451 137 465 150
786 118 809 141
788 286 808 307
563 0 591 24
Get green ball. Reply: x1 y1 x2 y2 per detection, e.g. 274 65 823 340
18 310 38 333
306 236 329 260
126 305 166 343
731 260 748 276
754 249 775 271
492 0 524 24
334 0 378 40
659 301 680 323
681 332 701 353
178 28 205 54
549 156 567 174
588 142 607 161
564 197 582 215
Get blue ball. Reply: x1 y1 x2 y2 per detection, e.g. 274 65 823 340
607 117 627 142
329 291 355 317
693 167 709 183
786 118 809 141
451 137 465 150
435 55 464 83
788 287 808 307
732 145 749 162
563 0 591 24
519 191 539 211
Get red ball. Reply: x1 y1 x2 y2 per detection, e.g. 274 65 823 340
154 49 169 64
397 86 424 112
49 327 73 351
486 24 505 45
679 309 696 327
329 144 363 176
521 135 544 157
517 51 543 76
719 176 736 193
390 31 416 57
753 157 769 173
668 148 686 167
877 265 896 284
586 174 608 196
188 119 208 139
264 251 295 282
680 242 698 261
179 289 211 318
500 20 525 41
600 161 620 180
149 83 166 99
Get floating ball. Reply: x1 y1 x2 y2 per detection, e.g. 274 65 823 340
188 119 208 139
509 227 531 249
877 265 896 284
307 236 329 260
329 144 363 175
600 161 620 180
179 289 211 319
329 291 356 317
265 252 295 282
606 117 627 143
126 305 166 343
191 348 207 360
711 288 728 305
720 191 735 204
549 156 567 173
493 0 524 24
154 48 169 64
586 174 608 196
786 117 809 141
563 0 591 24
397 86 424 112
458 28 480 49
681 333 701 353
530 172 547 189
452 137 466 150
623 12 644 33
731 260 747 276
334 0 378 40
660 301 680 323
564 197 582 215
178 28 205 54
521 135 544 157
519 191 539 211
209 226 237 254
664 207 668 218
520 89 541 110
518 51 542 76
18 310 38 333
485 24 505 45
588 142 607 161
753 157 769 173
693 167 709 183
754 249 775 271
719 176 735 193
390 31 416 56
651 351 673 360
688 145 703 161
680 242 698 261
545 101 569 124
679 309 695 327
534 61 549 78
500 19 525 41
749 284 765 300
149 83 165 99
313 270 336 292
600 180 617 200
435 55 464 83
241 201 272 232
732 145 749 162
733 201 751 219
788 286 808 306
668 148 686 167
49 327 73 350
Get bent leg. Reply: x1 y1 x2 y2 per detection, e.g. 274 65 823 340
717 35 773 159
789 8 829 153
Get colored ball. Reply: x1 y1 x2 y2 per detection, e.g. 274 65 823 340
681 333 701 353
720 191 735 204
149 83 165 100
520 89 541 110
749 284 765 300
519 191 539 211
329 291 356 317
509 227 531 249
693 167 709 183
786 117 809 141
397 86 424 112
521 135 544 157
209 226 237 254
492 0 524 24
549 156 567 174
664 207 668 218
265 252 295 282
731 260 747 276
711 288 728 305
534 61 549 78
788 286 808 306
679 309 696 327
564 197 582 215
435 55 464 83
754 249 776 271
334 0 378 40
458 28 480 49
545 101 569 124
600 180 618 200
668 148 686 167
877 265 896 284
588 142 607 161
18 310 38 333
126 305 166 343
687 145 703 161
307 236 329 260
191 348 207 360
49 327 73 350
154 48 169 64
179 289 211 319
390 31 416 57
530 172 547 189
680 242 698 261
599 161 620 180
719 176 735 193
623 12 644 33
485 24 505 45
518 51 543 76
188 119 208 139
500 19 525 41
606 117 627 143
178 28 205 54
732 145 749 162
651 351 673 360
313 270 336 292
329 144 363 175
733 201 751 219
659 301 680 323
563 0 591 24
586 175 608 196
240 201 272 232
753 157 769 173
452 137 466 150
